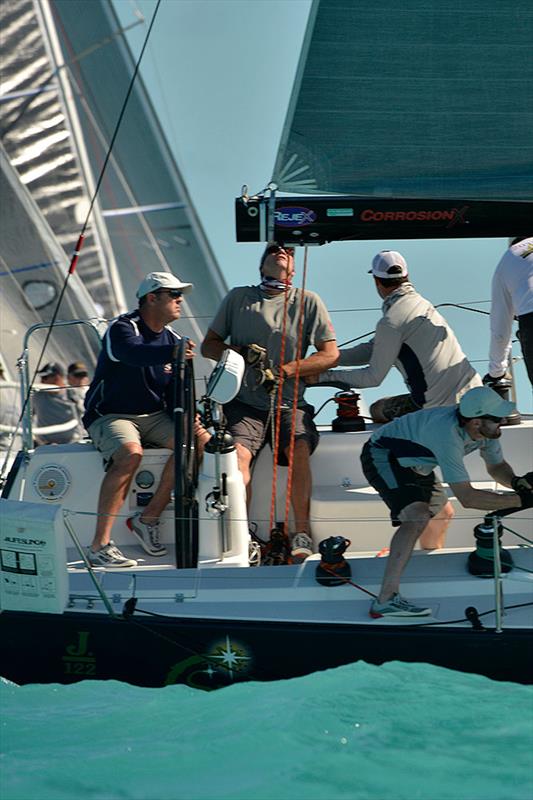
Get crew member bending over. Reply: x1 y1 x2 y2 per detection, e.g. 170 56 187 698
361 386 533 618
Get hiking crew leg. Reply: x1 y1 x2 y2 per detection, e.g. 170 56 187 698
283 438 312 534
92 443 143 550
378 501 431 603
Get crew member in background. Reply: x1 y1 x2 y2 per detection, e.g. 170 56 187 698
67 361 90 419
309 249 483 550
485 236 533 389
83 272 210 569
33 362 84 445
361 386 533 618
201 243 338 562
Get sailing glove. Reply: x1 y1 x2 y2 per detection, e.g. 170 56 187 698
482 373 512 389
511 472 533 503
243 344 278 394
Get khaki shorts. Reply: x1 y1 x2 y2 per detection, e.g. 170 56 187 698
89 411 174 465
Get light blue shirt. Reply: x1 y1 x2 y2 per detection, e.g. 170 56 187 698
369 405 503 484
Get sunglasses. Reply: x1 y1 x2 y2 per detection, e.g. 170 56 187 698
265 244 295 257
155 289 183 299
480 415 505 423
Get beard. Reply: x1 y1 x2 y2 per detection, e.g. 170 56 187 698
479 420 502 439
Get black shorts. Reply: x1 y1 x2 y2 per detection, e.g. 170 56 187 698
223 399 319 466
361 440 448 526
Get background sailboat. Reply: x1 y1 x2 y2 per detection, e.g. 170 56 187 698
1 0 226 385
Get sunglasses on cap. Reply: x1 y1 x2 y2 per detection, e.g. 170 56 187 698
155 289 183 299
264 244 295 257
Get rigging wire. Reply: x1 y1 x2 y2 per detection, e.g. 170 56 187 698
337 301 491 348
284 246 309 534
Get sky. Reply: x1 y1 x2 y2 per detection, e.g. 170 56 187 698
113 0 531 419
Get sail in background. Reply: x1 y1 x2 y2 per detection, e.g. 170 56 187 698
1 0 227 380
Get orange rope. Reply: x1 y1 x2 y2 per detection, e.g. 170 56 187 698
268 281 290 532
284 246 309 532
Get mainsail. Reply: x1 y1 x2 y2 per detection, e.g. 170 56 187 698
273 0 533 201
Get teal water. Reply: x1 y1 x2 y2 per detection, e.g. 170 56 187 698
1 661 532 800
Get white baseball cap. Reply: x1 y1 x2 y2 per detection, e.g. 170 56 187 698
369 250 408 279
136 271 193 299
459 386 515 419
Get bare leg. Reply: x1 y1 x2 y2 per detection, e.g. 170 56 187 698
419 501 454 550
378 501 430 602
284 439 312 534
139 422 211 525
91 443 142 551
235 442 254 505
194 415 211 462
140 451 175 524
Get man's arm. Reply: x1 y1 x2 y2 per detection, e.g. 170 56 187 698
108 318 177 366
201 328 242 362
487 265 514 377
282 339 339 379
312 321 400 388
449 477 521 511
485 459 516 489
338 341 374 367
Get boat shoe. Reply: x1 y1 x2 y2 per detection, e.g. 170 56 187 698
370 593 432 618
87 541 137 568
127 512 167 557
290 532 314 563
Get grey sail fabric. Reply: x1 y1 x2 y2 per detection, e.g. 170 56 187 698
273 0 533 200
49 0 227 350
0 143 101 375
1 0 227 382
0 0 119 318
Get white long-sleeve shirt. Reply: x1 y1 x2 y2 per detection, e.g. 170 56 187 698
488 237 533 377
319 283 481 407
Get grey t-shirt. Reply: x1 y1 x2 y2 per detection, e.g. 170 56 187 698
209 285 336 410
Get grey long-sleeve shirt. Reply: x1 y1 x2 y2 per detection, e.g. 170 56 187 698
319 283 481 407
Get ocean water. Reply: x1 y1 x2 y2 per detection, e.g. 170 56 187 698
1 661 532 800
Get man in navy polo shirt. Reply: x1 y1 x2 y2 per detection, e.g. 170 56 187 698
84 272 208 568
361 386 533 618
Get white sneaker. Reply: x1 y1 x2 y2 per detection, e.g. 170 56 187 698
87 541 137 569
126 512 167 556
370 593 432 618
291 532 313 562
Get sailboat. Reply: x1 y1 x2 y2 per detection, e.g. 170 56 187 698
1 0 532 690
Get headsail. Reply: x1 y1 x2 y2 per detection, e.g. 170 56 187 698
272 0 533 201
